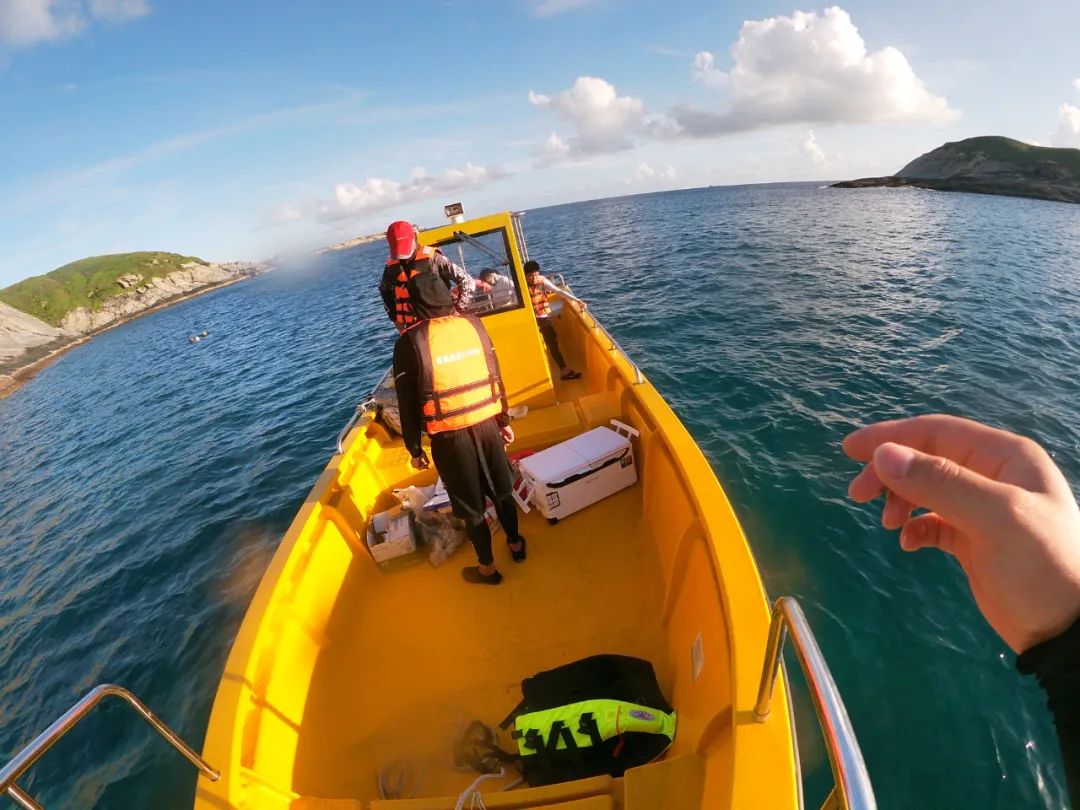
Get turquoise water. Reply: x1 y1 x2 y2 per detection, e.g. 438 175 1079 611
2 184 1079 808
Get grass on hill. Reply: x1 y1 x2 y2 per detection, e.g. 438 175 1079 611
0 252 205 326
947 136 1080 174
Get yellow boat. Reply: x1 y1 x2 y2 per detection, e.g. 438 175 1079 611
0 210 875 810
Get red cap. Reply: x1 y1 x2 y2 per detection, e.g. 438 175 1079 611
386 220 417 260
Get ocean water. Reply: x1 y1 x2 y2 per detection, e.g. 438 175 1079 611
2 184 1080 808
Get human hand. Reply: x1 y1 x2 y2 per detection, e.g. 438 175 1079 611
410 452 429 471
844 414 1080 653
500 426 515 445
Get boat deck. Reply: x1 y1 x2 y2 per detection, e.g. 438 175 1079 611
292 372 671 802
294 486 667 800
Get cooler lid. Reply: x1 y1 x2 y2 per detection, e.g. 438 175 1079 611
565 427 630 462
520 427 630 483
520 443 590 483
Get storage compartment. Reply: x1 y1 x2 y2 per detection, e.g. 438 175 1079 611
515 421 639 522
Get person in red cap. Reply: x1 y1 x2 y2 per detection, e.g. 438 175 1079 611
379 220 475 333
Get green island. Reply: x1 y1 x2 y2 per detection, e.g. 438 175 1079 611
0 252 204 326
1 251 267 397
832 136 1080 204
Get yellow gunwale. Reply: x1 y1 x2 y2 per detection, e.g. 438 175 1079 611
195 212 799 809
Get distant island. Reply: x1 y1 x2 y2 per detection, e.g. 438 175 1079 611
832 136 1080 205
314 232 382 255
1 252 267 398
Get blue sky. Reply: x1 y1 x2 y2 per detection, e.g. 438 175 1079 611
1 0 1079 285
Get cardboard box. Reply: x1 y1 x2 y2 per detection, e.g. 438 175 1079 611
366 508 417 562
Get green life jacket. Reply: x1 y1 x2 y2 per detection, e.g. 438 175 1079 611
499 655 675 787
513 699 676 755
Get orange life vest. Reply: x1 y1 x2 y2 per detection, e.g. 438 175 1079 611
415 315 503 435
529 273 551 318
386 245 438 332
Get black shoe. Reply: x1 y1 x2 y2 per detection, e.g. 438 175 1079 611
509 536 527 562
462 566 503 585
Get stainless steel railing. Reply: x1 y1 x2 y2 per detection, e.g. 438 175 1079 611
0 684 219 810
551 281 645 386
336 401 368 454
510 211 529 262
755 597 876 810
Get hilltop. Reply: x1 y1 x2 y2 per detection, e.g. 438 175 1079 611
1 251 267 398
832 136 1080 204
1 252 206 326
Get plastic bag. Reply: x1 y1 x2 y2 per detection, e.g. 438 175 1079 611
416 512 466 568
393 485 432 514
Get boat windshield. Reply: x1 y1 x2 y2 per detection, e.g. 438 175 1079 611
435 228 524 317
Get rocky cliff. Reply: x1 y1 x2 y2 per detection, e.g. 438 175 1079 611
832 136 1080 204
55 261 261 334
0 301 69 363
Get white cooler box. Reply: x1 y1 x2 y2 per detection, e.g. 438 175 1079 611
514 420 639 522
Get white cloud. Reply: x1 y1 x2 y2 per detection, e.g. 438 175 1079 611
1072 78 1080 94
0 0 80 45
674 6 959 137
534 132 571 167
1052 103 1080 148
692 51 728 87
0 0 149 47
268 203 304 225
802 130 827 167
528 0 596 17
305 162 509 224
622 162 676 184
648 44 685 58
87 0 149 22
528 77 654 160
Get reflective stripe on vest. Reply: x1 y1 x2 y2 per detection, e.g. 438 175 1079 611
387 245 438 331
417 315 503 434
513 699 676 755
529 274 551 318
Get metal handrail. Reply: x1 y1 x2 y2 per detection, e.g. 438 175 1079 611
510 211 529 261
336 401 369 454
0 684 219 810
755 598 876 810
552 283 644 386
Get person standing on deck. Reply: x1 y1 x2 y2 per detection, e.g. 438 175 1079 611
392 272 526 584
525 260 580 381
379 220 476 333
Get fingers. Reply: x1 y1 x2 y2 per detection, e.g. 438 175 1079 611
871 442 1013 538
882 491 914 530
899 512 960 556
848 463 884 502
844 414 1030 474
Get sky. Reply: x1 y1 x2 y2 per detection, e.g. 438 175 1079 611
1 0 1079 285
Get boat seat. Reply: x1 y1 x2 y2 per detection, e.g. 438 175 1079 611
576 391 621 429
623 753 705 810
510 400 583 450
290 755 703 810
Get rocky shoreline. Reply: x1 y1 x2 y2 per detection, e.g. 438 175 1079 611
831 174 1080 204
832 136 1080 206
0 261 268 400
